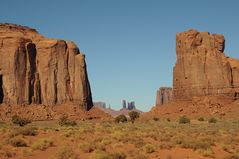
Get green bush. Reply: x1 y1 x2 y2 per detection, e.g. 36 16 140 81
128 111 140 123
198 117 205 121
58 114 77 126
115 115 127 123
208 118 217 123
179 116 190 124
11 115 31 127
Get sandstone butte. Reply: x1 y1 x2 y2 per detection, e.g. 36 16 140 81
173 29 239 100
155 87 173 106
0 23 93 111
152 29 239 119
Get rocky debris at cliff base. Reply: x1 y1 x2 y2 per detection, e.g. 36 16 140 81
0 103 111 121
149 96 239 119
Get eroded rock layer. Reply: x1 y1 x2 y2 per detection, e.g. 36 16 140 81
173 29 239 100
0 24 93 110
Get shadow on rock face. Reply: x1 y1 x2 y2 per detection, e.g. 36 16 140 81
0 74 3 103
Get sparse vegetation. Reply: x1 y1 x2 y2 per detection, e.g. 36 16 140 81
79 143 95 153
143 144 155 153
153 117 159 121
224 154 239 159
58 114 77 126
9 127 38 137
208 117 217 123
198 148 214 157
31 138 53 151
128 111 140 123
8 137 27 147
179 115 190 124
198 117 205 121
0 118 239 159
57 146 79 159
90 150 109 159
115 114 127 123
110 151 126 159
11 115 31 127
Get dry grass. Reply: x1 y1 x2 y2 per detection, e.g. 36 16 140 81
31 138 53 151
0 119 238 158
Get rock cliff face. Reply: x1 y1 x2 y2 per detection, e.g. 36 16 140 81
0 24 93 110
156 87 173 106
173 29 239 100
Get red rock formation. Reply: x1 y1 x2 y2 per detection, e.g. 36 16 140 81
0 23 93 110
173 29 239 100
156 87 173 106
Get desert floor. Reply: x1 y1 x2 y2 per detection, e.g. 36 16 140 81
0 118 239 159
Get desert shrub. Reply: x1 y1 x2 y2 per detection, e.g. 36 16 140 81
90 150 110 159
57 146 78 159
79 143 95 153
115 115 127 123
224 154 239 159
58 114 77 126
198 117 205 121
9 127 37 137
159 143 172 149
221 144 233 153
167 118 171 122
11 115 31 127
198 148 214 157
0 150 16 158
128 111 140 123
95 143 106 151
21 127 38 136
208 117 217 123
8 137 27 147
153 117 159 121
110 151 126 159
179 116 190 124
131 138 145 148
31 138 53 151
181 139 211 150
134 154 148 159
0 120 5 125
143 144 155 153
22 148 33 157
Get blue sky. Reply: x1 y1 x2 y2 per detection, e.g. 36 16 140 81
1 0 239 111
